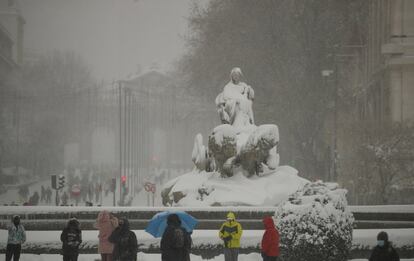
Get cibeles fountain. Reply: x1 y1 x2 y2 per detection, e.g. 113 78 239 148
161 68 309 206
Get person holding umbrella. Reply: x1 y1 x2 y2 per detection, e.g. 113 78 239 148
145 211 197 261
219 212 243 261
108 218 138 261
160 214 192 261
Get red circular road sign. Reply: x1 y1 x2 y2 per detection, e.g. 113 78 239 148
71 184 81 196
144 182 156 193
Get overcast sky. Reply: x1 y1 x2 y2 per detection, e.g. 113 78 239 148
20 0 195 81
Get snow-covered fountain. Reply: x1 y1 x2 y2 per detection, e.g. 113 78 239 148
161 67 309 207
161 67 354 261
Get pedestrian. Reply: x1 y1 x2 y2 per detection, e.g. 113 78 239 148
219 212 243 261
261 216 279 261
160 214 192 261
60 218 82 261
41 185 46 202
6 215 26 261
88 183 94 202
46 187 52 204
18 185 29 203
61 191 69 206
95 210 118 261
108 218 138 261
29 192 40 206
95 183 101 203
369 231 399 261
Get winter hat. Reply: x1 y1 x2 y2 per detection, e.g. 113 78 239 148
12 215 20 225
226 212 236 221
119 218 130 231
377 231 388 242
167 214 181 226
68 217 80 228
263 216 275 229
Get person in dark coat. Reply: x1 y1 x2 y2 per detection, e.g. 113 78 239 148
369 231 399 261
108 218 138 261
6 215 26 261
261 216 279 261
60 218 82 261
160 214 192 261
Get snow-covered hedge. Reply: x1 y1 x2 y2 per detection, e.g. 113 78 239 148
275 181 354 261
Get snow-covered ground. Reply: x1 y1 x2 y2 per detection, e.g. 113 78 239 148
11 253 414 261
1 228 413 251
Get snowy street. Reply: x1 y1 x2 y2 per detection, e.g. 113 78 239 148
1 228 413 258
10 253 414 261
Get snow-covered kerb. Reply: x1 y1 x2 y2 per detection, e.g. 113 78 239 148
0 229 413 258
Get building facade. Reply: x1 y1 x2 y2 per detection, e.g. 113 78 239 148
333 0 414 204
0 0 24 65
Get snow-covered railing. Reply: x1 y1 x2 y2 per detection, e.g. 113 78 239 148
1 205 414 230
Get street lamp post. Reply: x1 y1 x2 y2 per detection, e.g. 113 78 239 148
321 69 334 181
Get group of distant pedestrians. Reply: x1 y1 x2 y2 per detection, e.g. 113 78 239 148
5 211 400 261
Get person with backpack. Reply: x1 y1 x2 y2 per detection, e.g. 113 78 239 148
219 212 243 261
160 214 192 261
6 215 26 261
108 218 138 261
369 231 399 261
60 218 82 261
261 216 279 261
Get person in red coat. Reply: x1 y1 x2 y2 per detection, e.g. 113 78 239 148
261 216 279 261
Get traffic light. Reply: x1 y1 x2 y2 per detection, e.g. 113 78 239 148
51 175 57 190
58 175 65 189
121 175 127 196
110 178 116 192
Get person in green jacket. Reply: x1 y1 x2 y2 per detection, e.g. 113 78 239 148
219 212 243 261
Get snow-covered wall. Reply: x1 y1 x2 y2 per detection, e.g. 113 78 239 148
0 229 413 258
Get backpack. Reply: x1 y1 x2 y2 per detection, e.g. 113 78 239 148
173 228 185 248
66 230 80 249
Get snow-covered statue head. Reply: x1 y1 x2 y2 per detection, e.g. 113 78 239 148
215 67 255 127
230 67 243 84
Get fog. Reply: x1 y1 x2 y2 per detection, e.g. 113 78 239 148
0 0 413 207
21 0 192 80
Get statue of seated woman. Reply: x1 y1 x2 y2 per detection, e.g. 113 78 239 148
215 67 255 127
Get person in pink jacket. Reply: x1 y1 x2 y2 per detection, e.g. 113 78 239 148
95 210 118 261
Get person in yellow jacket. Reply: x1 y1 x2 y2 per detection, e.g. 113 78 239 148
219 212 243 261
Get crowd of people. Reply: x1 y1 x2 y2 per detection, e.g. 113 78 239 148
5 211 400 261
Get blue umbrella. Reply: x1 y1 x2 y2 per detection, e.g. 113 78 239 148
145 211 198 238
